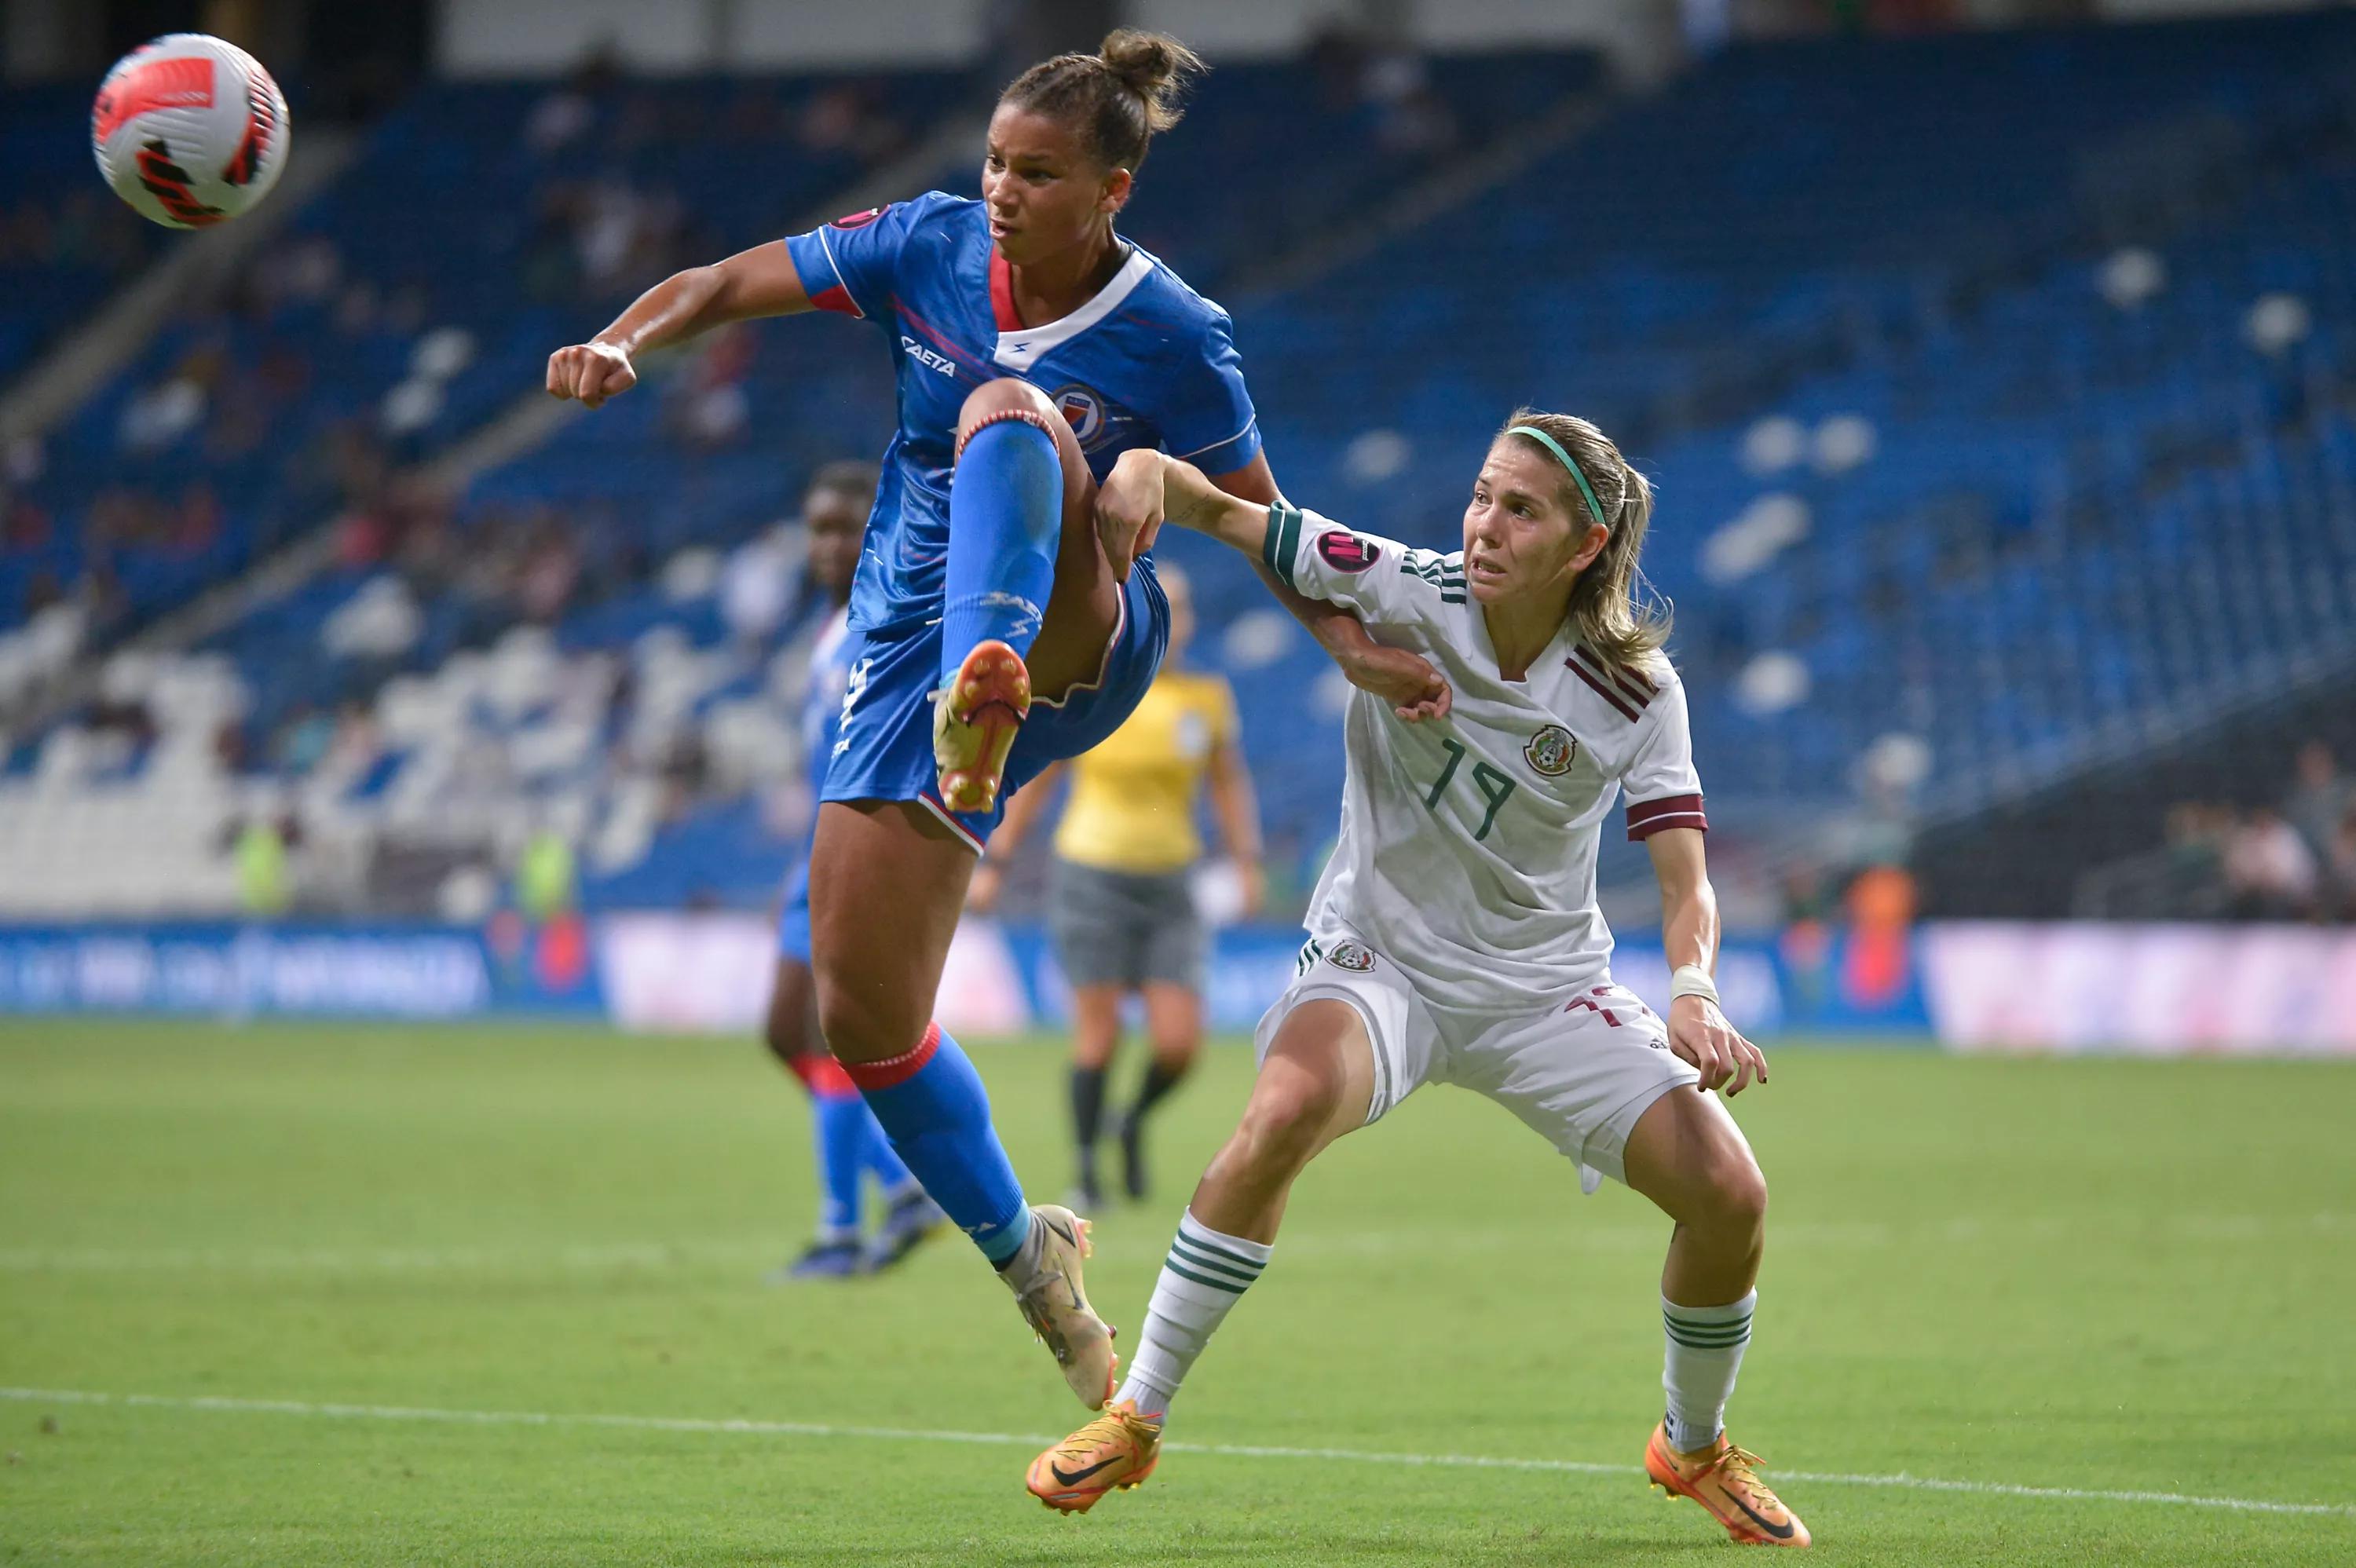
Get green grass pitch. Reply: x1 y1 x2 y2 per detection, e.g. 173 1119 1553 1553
2 1018 2352 1566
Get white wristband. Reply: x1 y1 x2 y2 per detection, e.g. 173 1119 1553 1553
1669 964 1720 1008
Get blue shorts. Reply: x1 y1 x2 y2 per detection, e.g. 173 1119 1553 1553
777 859 813 963
822 558 1170 852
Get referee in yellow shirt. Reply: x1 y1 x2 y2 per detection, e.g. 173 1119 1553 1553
969 563 1263 1208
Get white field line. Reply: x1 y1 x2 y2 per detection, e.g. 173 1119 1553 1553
0 1239 785 1274
0 1212 2346 1275
0 1387 2347 1521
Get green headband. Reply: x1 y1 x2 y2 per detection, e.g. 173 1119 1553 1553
1506 425 1607 529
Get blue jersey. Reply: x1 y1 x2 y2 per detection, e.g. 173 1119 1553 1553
778 605 858 960
799 605 859 850
784 193 1262 636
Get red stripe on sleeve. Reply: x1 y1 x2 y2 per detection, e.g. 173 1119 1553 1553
810 283 861 318
1626 793 1708 840
841 1022 942 1091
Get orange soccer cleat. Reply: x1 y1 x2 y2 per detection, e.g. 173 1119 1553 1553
933 639 1032 814
1644 1422 1812 1548
1026 1399 1163 1515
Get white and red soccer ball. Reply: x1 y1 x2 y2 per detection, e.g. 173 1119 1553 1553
91 34 290 230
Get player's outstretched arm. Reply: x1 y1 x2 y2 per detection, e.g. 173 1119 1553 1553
1648 827 1768 1097
1102 451 1268 555
546 239 814 408
1204 455 1446 722
1103 452 1450 722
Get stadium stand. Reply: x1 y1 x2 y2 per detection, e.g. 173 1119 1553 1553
1915 676 2356 919
1228 13 2356 818
5 16 2355 921
0 46 1603 916
0 82 161 388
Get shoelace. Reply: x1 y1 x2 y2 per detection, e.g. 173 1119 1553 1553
1055 1416 1127 1461
1055 1409 1155 1462
1705 1445 1779 1511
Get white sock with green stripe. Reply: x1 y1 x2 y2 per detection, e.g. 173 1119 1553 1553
1662 1290 1755 1453
1114 1211 1271 1420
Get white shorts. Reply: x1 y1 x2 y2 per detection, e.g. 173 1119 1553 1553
1254 931 1699 1194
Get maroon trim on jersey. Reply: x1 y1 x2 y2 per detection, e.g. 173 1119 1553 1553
1566 656 1641 722
1573 643 1655 707
1565 993 1626 1028
1604 648 1657 693
1626 793 1709 841
989 248 1024 331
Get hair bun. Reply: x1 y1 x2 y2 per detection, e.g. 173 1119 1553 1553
1097 29 1204 132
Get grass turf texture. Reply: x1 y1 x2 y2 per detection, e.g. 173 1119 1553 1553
1 1021 2351 1566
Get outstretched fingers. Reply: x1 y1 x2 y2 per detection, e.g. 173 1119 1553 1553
1721 1032 1764 1097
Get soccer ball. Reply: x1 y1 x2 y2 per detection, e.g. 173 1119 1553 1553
91 34 290 230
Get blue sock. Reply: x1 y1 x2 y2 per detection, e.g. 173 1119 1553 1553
858 1101 919 1197
811 1091 869 1240
846 1024 1031 1264
941 416 1061 686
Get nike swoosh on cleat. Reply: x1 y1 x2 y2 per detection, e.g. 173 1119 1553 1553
1041 1215 1078 1248
1050 1455 1125 1486
1725 1492 1798 1541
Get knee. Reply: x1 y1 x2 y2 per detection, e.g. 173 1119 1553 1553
1147 1028 1199 1073
1231 1073 1344 1172
1145 1003 1198 1058
812 970 909 1065
1700 1153 1769 1236
1150 1036 1198 1071
957 377 1061 445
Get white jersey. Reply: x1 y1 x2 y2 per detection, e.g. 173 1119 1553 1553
1266 502 1707 1014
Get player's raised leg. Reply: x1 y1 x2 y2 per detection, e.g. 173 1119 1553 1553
809 799 1118 1406
1027 999 1374 1512
1622 1087 1809 1548
936 378 1126 813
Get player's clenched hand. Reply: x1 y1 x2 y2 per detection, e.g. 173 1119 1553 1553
1096 448 1168 561
1667 994 1768 1097
545 341 637 408
1345 642 1452 722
